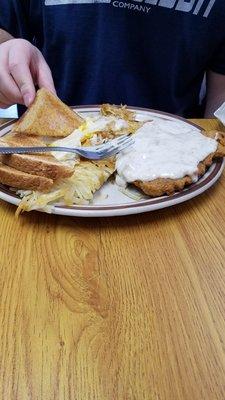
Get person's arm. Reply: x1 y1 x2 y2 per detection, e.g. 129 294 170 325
0 28 13 44
204 71 225 118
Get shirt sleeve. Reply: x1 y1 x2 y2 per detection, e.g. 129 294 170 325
0 0 32 41
208 39 225 75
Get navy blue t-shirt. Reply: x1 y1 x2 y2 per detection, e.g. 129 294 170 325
0 0 225 117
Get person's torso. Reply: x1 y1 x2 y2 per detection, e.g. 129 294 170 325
27 0 225 117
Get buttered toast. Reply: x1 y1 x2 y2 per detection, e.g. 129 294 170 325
14 88 84 137
0 134 74 190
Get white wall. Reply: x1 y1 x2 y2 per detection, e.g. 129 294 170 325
0 105 18 118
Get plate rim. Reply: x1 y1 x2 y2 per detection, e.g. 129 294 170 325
0 106 224 217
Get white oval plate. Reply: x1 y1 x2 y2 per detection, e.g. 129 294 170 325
0 106 224 217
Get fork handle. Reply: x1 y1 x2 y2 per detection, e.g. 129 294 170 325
0 146 79 155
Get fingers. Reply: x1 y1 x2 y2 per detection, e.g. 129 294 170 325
8 44 36 107
0 69 23 105
8 62 36 107
0 88 17 108
36 54 56 95
0 39 56 109
0 91 12 106
0 102 10 109
0 45 23 107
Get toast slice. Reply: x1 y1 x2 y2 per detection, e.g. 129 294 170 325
0 163 53 191
13 88 84 137
0 134 74 180
5 133 46 147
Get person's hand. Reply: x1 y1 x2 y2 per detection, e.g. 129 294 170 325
0 38 56 108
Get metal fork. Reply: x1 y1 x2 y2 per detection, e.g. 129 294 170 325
0 135 134 160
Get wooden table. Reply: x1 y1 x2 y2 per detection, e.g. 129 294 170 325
0 118 225 400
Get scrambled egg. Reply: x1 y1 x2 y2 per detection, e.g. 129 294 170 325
50 116 129 164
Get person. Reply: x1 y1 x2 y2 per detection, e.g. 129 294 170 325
0 0 225 118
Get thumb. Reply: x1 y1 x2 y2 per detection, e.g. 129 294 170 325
36 54 56 95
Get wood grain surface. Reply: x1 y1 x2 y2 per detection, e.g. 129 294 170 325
0 118 225 400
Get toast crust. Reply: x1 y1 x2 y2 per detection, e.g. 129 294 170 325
0 164 53 191
0 134 74 180
13 88 84 137
134 131 225 197
0 153 73 180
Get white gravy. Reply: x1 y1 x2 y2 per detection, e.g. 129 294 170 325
116 120 217 185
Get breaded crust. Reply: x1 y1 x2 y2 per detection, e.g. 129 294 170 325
13 88 84 137
0 164 53 191
134 131 225 197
